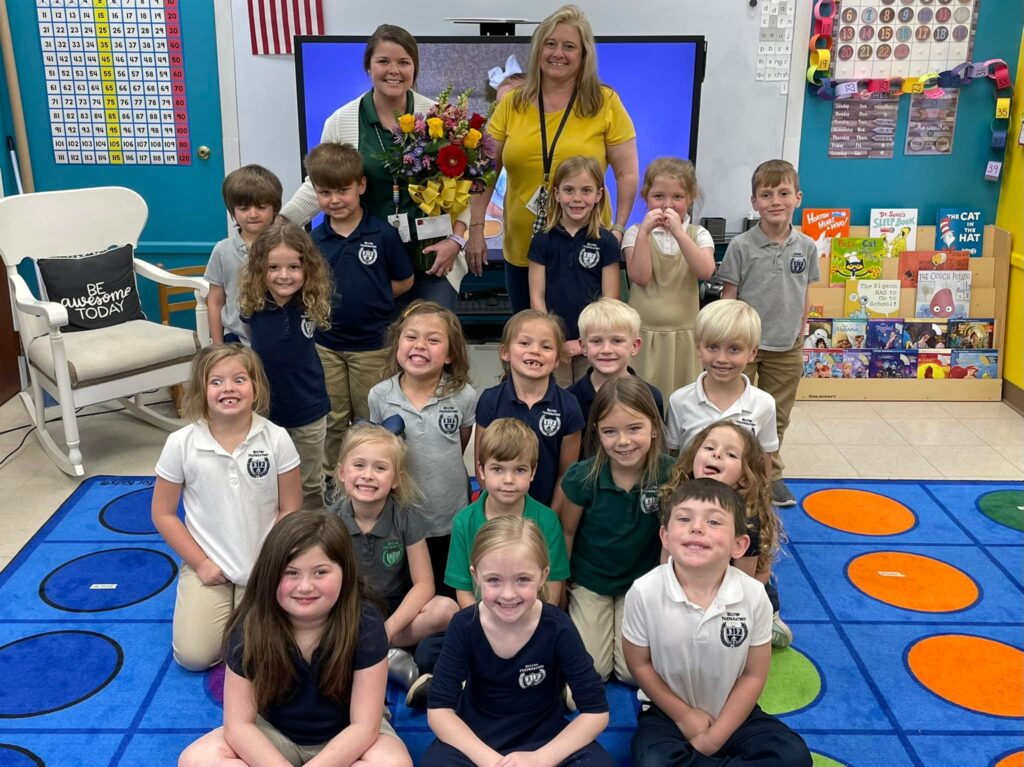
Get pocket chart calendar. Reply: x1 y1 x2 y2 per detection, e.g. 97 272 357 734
36 0 192 166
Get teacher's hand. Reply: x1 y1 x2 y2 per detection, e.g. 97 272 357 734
465 228 487 277
423 237 460 277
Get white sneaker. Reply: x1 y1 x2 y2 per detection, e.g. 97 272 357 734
771 612 794 648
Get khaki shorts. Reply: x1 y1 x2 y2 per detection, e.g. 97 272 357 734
255 715 398 766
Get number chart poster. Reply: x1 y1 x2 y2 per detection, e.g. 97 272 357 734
36 0 192 166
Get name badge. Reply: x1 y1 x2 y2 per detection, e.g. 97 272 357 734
415 214 453 240
387 213 411 243
525 185 546 216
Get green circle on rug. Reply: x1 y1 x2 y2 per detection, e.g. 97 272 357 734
978 490 1024 532
811 755 847 767
759 648 821 714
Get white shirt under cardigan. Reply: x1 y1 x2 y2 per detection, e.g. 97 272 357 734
622 560 772 719
155 414 300 585
665 372 779 452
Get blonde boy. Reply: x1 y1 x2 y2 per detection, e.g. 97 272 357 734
568 298 665 432
665 299 778 457
445 418 570 609
718 160 819 506
205 165 282 344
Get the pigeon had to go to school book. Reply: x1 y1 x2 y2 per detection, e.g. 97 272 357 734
830 237 886 286
845 279 901 319
870 207 918 258
935 208 983 257
898 249 970 288
915 270 971 320
948 319 994 349
802 208 851 257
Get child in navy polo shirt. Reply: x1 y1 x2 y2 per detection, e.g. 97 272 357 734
475 310 584 513
238 222 333 509
308 142 415 499
528 155 621 384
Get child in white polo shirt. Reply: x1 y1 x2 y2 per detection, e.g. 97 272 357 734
664 299 778 458
622 478 811 766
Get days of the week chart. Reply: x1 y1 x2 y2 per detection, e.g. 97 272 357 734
36 0 191 166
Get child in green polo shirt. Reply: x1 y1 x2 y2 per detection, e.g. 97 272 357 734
560 377 673 683
445 418 570 609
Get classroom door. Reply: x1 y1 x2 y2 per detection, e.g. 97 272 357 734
5 1 225 244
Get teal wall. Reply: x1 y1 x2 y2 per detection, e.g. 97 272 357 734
798 8 1022 227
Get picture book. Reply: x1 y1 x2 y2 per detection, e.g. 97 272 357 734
808 304 825 318
935 208 983 257
950 350 998 379
870 208 918 257
802 208 851 257
845 279 901 319
831 319 867 349
830 237 886 286
902 319 948 349
915 270 972 319
917 351 952 379
898 249 970 288
870 350 918 379
804 319 833 349
948 319 994 349
866 318 905 350
802 350 843 378
840 350 871 378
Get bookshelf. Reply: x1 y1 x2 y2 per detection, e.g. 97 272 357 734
796 224 1010 402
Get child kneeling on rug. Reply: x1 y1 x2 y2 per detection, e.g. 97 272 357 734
623 478 811 767
179 511 412 767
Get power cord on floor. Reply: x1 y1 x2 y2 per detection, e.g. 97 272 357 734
0 399 173 468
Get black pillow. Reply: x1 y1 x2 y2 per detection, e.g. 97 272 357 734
36 244 146 331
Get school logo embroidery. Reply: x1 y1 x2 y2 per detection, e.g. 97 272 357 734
720 612 749 648
301 314 316 339
789 254 807 274
518 663 547 689
247 450 271 479
538 409 562 437
578 243 601 269
358 242 379 265
438 407 460 436
640 489 660 515
381 540 404 569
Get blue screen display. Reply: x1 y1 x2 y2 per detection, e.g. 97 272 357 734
296 37 702 230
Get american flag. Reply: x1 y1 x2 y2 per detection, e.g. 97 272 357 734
248 0 325 56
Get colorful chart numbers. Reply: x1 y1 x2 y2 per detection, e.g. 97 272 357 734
36 0 191 166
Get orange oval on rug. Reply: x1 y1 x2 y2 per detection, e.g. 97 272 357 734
994 752 1023 767
847 552 979 612
908 635 1024 717
803 489 916 535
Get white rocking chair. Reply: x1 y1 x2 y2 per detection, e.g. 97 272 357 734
0 186 210 476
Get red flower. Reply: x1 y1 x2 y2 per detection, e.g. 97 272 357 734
469 112 486 131
437 145 468 177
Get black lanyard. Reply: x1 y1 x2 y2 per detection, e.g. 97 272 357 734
538 84 576 185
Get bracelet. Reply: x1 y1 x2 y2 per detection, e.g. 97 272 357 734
609 224 626 234
468 221 484 228
447 232 467 249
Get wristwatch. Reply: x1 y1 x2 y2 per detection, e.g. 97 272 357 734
447 233 467 249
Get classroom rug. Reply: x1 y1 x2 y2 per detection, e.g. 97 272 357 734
0 477 1020 767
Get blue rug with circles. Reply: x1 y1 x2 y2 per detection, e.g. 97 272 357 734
0 476 1021 767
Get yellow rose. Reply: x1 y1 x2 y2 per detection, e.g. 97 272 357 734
463 128 482 149
427 117 444 139
397 114 416 134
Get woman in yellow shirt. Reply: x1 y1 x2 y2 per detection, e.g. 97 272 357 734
466 5 639 314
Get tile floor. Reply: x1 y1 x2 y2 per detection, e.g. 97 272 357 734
1 361 1022 573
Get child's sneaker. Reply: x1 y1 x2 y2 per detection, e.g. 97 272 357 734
771 612 793 648
387 648 419 690
405 673 432 709
771 479 796 507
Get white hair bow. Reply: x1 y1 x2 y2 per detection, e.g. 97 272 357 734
488 54 523 89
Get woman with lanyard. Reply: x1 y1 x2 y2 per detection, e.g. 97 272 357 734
279 24 467 310
465 5 639 314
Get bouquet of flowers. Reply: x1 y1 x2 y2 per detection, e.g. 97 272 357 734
381 86 498 270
